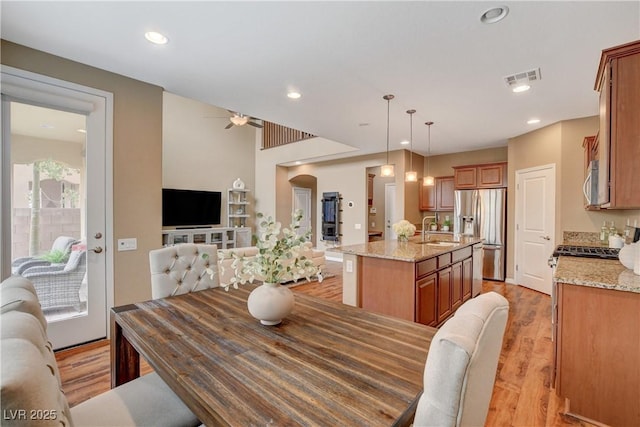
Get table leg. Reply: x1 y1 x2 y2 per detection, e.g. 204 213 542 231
110 305 140 388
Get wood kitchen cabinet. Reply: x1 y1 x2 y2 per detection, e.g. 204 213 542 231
462 257 473 301
359 244 476 327
453 162 507 189
416 273 437 326
555 282 640 426
419 176 454 211
595 40 640 209
436 267 453 324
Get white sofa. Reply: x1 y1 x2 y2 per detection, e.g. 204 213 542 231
0 276 200 427
218 242 325 286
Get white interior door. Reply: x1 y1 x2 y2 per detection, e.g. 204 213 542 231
384 183 397 240
292 187 311 241
515 164 556 295
1 67 112 349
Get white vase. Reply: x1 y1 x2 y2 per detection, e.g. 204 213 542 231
618 242 636 270
247 282 295 325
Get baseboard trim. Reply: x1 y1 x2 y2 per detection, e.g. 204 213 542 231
505 277 517 285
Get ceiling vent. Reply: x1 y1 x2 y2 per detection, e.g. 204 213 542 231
504 68 541 90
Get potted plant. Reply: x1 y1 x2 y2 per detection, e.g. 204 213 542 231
206 210 319 325
442 218 451 232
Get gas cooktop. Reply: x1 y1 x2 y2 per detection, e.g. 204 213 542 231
552 245 620 259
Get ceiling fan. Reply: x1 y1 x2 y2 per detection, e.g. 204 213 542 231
225 111 263 129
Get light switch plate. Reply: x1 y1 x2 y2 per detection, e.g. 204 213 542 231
117 238 137 251
346 260 354 273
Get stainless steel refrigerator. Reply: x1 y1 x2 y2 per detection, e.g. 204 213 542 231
453 189 506 281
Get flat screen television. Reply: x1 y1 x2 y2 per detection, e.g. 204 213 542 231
162 188 222 228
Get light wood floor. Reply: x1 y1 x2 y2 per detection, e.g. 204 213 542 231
55 261 590 426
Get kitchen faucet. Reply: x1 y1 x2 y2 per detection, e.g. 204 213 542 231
421 215 438 241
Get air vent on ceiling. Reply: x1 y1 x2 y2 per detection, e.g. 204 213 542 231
504 68 541 88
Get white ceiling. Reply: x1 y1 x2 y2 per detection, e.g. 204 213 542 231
2 1 639 160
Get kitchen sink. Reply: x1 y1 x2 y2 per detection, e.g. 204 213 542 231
416 240 457 246
425 241 457 247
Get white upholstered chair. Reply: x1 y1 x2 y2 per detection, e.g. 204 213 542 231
413 291 509 427
149 243 219 299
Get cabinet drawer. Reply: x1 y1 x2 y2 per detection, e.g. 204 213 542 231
452 246 472 263
438 253 452 268
416 257 438 278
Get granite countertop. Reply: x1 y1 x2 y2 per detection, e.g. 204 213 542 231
330 235 483 263
554 256 640 294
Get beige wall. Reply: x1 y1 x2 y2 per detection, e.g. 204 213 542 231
507 116 640 280
2 40 163 305
559 116 640 232
162 92 256 228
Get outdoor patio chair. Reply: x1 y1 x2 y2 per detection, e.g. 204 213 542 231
11 235 78 275
21 249 87 311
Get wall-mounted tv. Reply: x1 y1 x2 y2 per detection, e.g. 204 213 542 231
162 188 222 228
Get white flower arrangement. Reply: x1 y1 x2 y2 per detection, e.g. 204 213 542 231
392 219 416 240
207 210 320 291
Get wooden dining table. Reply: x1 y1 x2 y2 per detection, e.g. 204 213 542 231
110 285 437 426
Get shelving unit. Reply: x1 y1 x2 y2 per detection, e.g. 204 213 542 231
226 188 252 248
227 188 250 228
162 227 236 249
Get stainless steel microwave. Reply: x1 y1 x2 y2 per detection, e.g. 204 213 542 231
583 160 599 206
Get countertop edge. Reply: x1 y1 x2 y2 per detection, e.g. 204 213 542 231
329 237 483 263
553 256 640 294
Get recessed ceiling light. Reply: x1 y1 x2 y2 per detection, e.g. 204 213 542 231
512 84 531 93
401 140 410 145
480 6 509 24
287 91 302 99
40 124 55 129
527 118 541 125
295 161 302 165
145 31 168 45
77 129 87 134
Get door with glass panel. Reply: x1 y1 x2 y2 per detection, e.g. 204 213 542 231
1 69 110 349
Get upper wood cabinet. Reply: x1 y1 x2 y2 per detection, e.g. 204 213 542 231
595 40 640 209
437 177 455 210
419 176 454 211
453 162 507 189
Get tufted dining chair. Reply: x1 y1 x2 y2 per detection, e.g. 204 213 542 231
413 291 509 427
149 244 219 299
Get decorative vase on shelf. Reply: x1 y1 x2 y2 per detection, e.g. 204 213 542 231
247 282 295 326
232 178 245 190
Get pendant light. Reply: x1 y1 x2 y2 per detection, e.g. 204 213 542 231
405 109 417 182
423 121 435 186
380 94 395 177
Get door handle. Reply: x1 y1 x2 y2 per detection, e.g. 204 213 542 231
540 236 551 241
90 246 103 253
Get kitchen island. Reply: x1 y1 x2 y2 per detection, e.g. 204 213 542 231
331 235 483 327
553 256 640 426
